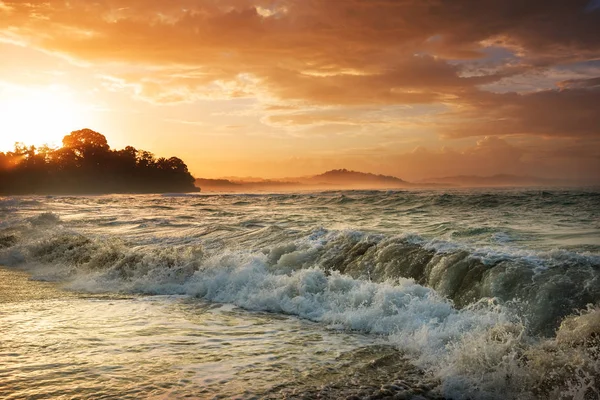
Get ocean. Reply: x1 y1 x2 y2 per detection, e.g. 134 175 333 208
1 189 599 399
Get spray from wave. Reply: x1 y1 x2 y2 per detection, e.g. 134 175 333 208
1 208 599 399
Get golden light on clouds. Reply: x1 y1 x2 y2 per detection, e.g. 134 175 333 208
0 0 598 182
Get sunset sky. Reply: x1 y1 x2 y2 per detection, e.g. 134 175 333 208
1 0 599 182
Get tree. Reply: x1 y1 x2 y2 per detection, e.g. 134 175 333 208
0 152 10 170
61 129 111 170
62 129 110 157
0 128 199 194
52 147 78 170
136 150 155 168
166 157 188 173
112 146 138 170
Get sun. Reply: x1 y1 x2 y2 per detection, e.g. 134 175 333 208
0 86 90 152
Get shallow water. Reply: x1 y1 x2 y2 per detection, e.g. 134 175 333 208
0 269 426 399
1 189 599 399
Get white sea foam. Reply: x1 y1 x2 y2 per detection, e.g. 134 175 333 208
30 248 597 399
1 190 599 399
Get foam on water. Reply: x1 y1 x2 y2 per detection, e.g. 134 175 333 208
1 190 599 399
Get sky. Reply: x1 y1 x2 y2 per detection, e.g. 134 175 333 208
0 0 599 182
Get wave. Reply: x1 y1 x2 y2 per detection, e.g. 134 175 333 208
161 193 202 198
1 210 599 399
2 220 599 335
28 212 62 226
306 189 600 211
0 198 42 212
2 211 599 333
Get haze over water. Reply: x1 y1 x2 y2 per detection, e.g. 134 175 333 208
1 189 599 399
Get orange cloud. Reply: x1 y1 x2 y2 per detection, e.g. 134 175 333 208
3 1 597 103
1 0 599 181
440 86 600 138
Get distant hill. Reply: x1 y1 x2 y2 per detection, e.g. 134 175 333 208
195 178 300 192
195 170 579 192
195 179 242 189
301 169 408 188
419 174 570 187
196 169 409 192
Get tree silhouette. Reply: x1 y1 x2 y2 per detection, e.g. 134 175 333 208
62 129 109 154
0 129 199 195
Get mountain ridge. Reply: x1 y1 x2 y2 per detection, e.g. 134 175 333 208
195 169 578 192
196 169 411 192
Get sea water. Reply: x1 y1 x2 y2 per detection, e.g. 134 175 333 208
0 189 599 399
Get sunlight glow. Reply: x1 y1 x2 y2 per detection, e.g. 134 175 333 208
0 85 90 151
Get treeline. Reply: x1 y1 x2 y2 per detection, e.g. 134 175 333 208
0 129 199 195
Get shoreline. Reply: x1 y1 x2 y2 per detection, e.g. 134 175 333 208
0 266 76 304
0 267 134 304
0 266 444 400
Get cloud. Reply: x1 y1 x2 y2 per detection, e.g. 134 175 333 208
395 137 527 179
3 1 598 104
368 136 598 182
198 136 600 183
440 86 600 138
1 0 599 159
557 76 600 89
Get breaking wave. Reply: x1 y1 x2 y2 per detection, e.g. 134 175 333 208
1 223 599 398
1 189 599 399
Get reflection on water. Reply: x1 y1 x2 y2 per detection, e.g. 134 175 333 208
1 190 599 399
1 268 405 399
